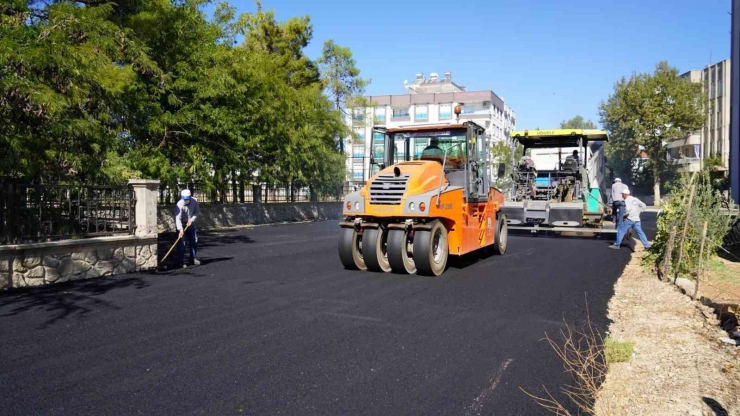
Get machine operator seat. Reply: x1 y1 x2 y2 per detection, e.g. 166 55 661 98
420 154 445 165
445 170 467 188
562 155 579 173
518 156 537 173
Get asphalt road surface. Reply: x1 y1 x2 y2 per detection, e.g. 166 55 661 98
0 215 656 415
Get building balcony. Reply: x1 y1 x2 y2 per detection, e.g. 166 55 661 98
667 133 701 149
670 157 702 173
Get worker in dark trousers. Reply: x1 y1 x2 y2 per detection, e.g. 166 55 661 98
610 178 628 230
175 189 200 268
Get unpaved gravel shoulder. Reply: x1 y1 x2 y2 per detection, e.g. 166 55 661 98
594 248 740 416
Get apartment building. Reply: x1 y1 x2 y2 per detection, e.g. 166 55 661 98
674 59 731 173
344 72 516 184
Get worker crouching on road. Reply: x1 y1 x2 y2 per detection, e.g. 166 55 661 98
175 189 200 268
609 189 651 250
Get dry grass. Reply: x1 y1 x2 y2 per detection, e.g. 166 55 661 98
520 301 610 415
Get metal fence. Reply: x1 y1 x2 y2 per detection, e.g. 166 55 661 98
158 182 356 205
0 181 135 245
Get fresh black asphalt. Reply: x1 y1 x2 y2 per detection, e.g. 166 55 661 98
0 215 656 415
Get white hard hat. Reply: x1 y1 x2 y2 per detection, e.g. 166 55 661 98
181 189 191 199
614 178 621 182
622 188 630 195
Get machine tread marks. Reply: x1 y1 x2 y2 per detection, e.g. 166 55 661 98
414 220 449 276
388 228 416 274
362 226 392 272
338 227 366 270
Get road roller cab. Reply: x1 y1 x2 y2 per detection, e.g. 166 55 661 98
338 116 508 276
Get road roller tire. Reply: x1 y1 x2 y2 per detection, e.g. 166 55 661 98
362 226 391 273
492 213 507 255
387 228 416 274
413 220 448 276
338 227 366 270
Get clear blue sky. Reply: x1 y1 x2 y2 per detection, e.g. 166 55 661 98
225 0 731 129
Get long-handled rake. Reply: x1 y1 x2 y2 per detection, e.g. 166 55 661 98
159 223 190 270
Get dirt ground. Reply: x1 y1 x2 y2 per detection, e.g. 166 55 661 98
594 246 740 416
700 257 740 307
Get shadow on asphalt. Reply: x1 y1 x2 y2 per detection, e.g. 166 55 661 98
0 276 148 329
157 228 249 269
157 229 255 251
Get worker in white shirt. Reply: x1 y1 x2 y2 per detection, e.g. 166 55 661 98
175 189 201 267
610 178 629 230
609 189 651 250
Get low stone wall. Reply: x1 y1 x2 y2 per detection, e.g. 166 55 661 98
0 235 157 290
157 202 343 232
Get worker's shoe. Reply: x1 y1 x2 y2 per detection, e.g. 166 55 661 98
608 245 620 250
191 258 200 266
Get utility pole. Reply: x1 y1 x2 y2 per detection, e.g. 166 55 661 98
731 0 740 203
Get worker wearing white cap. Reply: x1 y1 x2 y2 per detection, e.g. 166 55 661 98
610 178 629 230
175 189 200 267
610 188 651 250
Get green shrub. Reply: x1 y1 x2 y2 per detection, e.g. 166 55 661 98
643 169 734 277
604 336 634 364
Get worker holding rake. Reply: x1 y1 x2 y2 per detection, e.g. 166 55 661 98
175 189 200 268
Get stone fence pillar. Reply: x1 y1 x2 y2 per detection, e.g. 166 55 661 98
129 179 160 237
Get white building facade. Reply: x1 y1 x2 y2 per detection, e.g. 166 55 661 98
344 72 516 184
674 59 731 173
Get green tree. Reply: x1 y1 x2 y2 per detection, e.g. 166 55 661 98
318 39 370 154
599 61 705 206
559 115 597 130
491 139 523 191
0 0 157 182
237 0 320 89
1 0 353 197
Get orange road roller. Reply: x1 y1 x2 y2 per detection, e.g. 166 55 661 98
338 116 508 276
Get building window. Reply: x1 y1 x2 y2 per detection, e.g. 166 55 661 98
375 107 386 122
353 145 364 158
485 121 490 128
718 131 723 154
353 110 365 122
392 107 409 118
462 103 488 116
352 162 364 180
372 132 385 159
439 103 452 120
718 100 723 125
415 105 428 121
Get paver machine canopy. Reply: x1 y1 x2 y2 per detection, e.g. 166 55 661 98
338 119 508 276
501 129 614 233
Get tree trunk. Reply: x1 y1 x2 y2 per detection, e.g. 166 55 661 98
653 164 661 207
